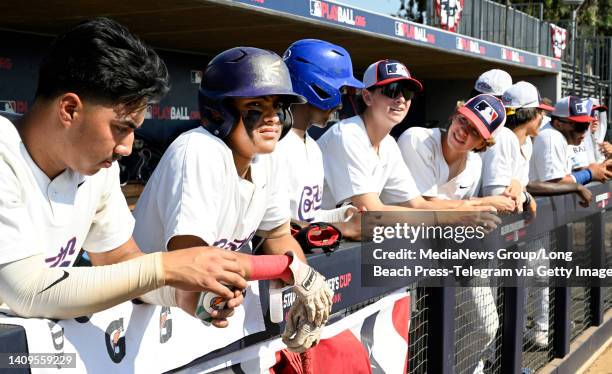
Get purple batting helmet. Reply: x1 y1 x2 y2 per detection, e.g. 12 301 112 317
198 47 306 139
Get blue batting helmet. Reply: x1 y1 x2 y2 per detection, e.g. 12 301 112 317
198 47 306 139
283 39 364 111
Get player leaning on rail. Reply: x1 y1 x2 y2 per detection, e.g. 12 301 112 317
133 46 333 352
0 18 251 320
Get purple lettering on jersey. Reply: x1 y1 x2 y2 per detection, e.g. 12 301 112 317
212 231 256 251
298 185 322 222
45 237 77 267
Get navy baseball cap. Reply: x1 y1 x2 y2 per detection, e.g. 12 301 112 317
552 96 595 123
362 59 423 92
457 94 507 140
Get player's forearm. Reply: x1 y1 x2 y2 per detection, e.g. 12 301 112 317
526 181 582 196
262 234 307 262
0 253 164 319
410 197 465 210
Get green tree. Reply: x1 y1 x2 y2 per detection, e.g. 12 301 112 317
510 0 611 36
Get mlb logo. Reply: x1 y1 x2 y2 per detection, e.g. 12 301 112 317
0 100 16 113
394 22 404 37
574 99 589 114
310 0 323 17
386 63 409 77
474 100 498 124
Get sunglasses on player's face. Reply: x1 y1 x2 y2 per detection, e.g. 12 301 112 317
378 82 415 101
557 118 590 133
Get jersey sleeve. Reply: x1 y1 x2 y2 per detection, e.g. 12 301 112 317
531 132 568 181
396 129 438 198
0 155 40 264
82 163 135 253
480 133 515 190
258 154 291 232
156 136 225 247
318 126 380 204
381 139 421 204
465 155 482 198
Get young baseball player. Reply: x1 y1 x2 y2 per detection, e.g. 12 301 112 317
396 94 515 212
530 96 612 185
396 94 508 374
569 101 610 170
278 39 364 240
589 102 612 159
0 18 250 321
317 59 499 213
481 82 592 213
132 46 333 352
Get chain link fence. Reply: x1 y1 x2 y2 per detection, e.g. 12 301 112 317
454 281 501 374
570 221 593 342
408 287 429 374
521 231 556 373
604 210 612 312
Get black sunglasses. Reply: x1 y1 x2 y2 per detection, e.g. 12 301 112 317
378 82 415 101
557 118 590 133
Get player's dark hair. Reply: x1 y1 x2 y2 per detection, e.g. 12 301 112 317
35 18 169 111
355 87 377 114
505 108 541 130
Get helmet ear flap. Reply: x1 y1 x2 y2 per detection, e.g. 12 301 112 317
199 95 240 138
279 107 293 140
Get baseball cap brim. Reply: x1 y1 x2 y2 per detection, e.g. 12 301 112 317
593 105 608 112
537 103 555 112
566 114 595 123
373 77 423 92
457 105 492 140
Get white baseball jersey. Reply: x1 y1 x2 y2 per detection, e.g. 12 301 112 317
530 122 572 182
316 115 420 208
0 114 134 267
397 127 481 200
275 130 324 222
480 127 532 192
568 134 596 170
133 127 289 252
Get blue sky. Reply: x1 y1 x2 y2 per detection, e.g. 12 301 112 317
337 0 401 16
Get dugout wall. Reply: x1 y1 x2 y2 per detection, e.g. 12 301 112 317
0 0 560 133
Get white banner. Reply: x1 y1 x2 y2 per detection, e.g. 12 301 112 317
0 281 265 374
551 24 567 59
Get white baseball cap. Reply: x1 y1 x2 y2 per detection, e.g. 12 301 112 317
553 96 595 122
502 81 554 111
474 69 512 96
362 59 423 91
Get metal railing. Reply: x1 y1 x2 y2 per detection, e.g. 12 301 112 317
561 37 612 135
192 183 612 374
427 0 553 56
